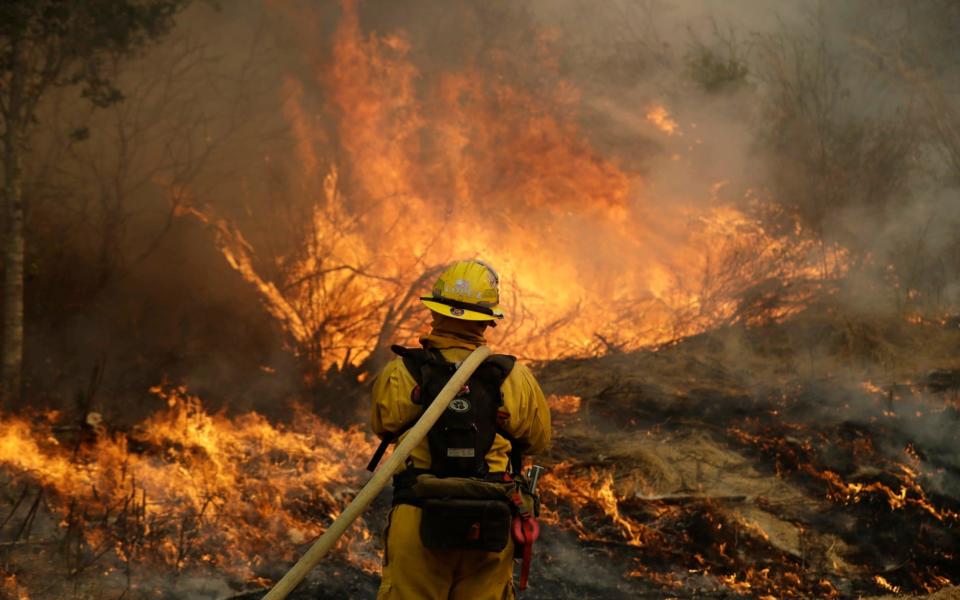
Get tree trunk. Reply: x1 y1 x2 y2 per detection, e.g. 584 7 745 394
2 129 24 409
1 36 26 411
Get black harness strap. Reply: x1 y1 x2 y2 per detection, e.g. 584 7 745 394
366 414 424 472
366 434 395 472
366 346 436 473
494 428 529 477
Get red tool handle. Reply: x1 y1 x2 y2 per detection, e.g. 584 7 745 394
512 516 540 591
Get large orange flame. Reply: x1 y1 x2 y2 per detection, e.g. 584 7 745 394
183 0 847 374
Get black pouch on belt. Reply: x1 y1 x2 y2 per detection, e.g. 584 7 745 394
419 499 512 552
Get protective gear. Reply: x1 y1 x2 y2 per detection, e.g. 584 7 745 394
371 318 550 474
371 316 551 599
367 346 518 478
421 260 505 321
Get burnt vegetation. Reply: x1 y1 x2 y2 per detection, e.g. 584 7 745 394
1 1 960 599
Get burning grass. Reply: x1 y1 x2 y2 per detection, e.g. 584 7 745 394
535 429 847 598
0 385 379 598
0 311 958 599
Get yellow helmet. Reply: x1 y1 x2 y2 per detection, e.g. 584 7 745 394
421 259 504 321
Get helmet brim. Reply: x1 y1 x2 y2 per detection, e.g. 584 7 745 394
421 298 504 321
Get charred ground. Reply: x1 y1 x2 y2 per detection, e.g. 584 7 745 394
532 308 960 598
2 306 958 599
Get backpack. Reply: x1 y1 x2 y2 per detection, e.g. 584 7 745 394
367 345 521 478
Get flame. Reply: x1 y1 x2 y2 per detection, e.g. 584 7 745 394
730 425 959 523
539 463 664 547
1 573 30 600
646 105 679 135
814 467 959 522
0 386 380 584
179 0 848 373
874 574 901 594
546 394 581 414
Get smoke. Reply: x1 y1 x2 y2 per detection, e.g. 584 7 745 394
530 0 960 318
15 0 960 416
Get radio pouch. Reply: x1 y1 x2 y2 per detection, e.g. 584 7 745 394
419 499 512 552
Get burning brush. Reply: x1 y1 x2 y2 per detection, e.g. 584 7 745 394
0 385 380 596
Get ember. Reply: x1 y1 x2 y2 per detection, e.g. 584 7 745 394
547 394 582 414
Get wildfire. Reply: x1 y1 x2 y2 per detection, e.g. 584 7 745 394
179 0 848 375
6 2 957 599
0 386 380 587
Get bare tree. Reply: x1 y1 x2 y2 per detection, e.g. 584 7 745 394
180 169 445 388
753 13 914 250
33 25 269 294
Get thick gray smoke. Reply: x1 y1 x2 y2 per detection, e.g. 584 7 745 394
531 0 960 311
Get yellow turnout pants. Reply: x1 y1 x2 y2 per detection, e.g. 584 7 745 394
377 504 516 600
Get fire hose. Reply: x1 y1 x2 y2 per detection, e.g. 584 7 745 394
261 345 492 600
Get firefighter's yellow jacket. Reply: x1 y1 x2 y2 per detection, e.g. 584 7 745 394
371 319 551 600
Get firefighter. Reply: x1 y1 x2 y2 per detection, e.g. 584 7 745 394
371 259 551 600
